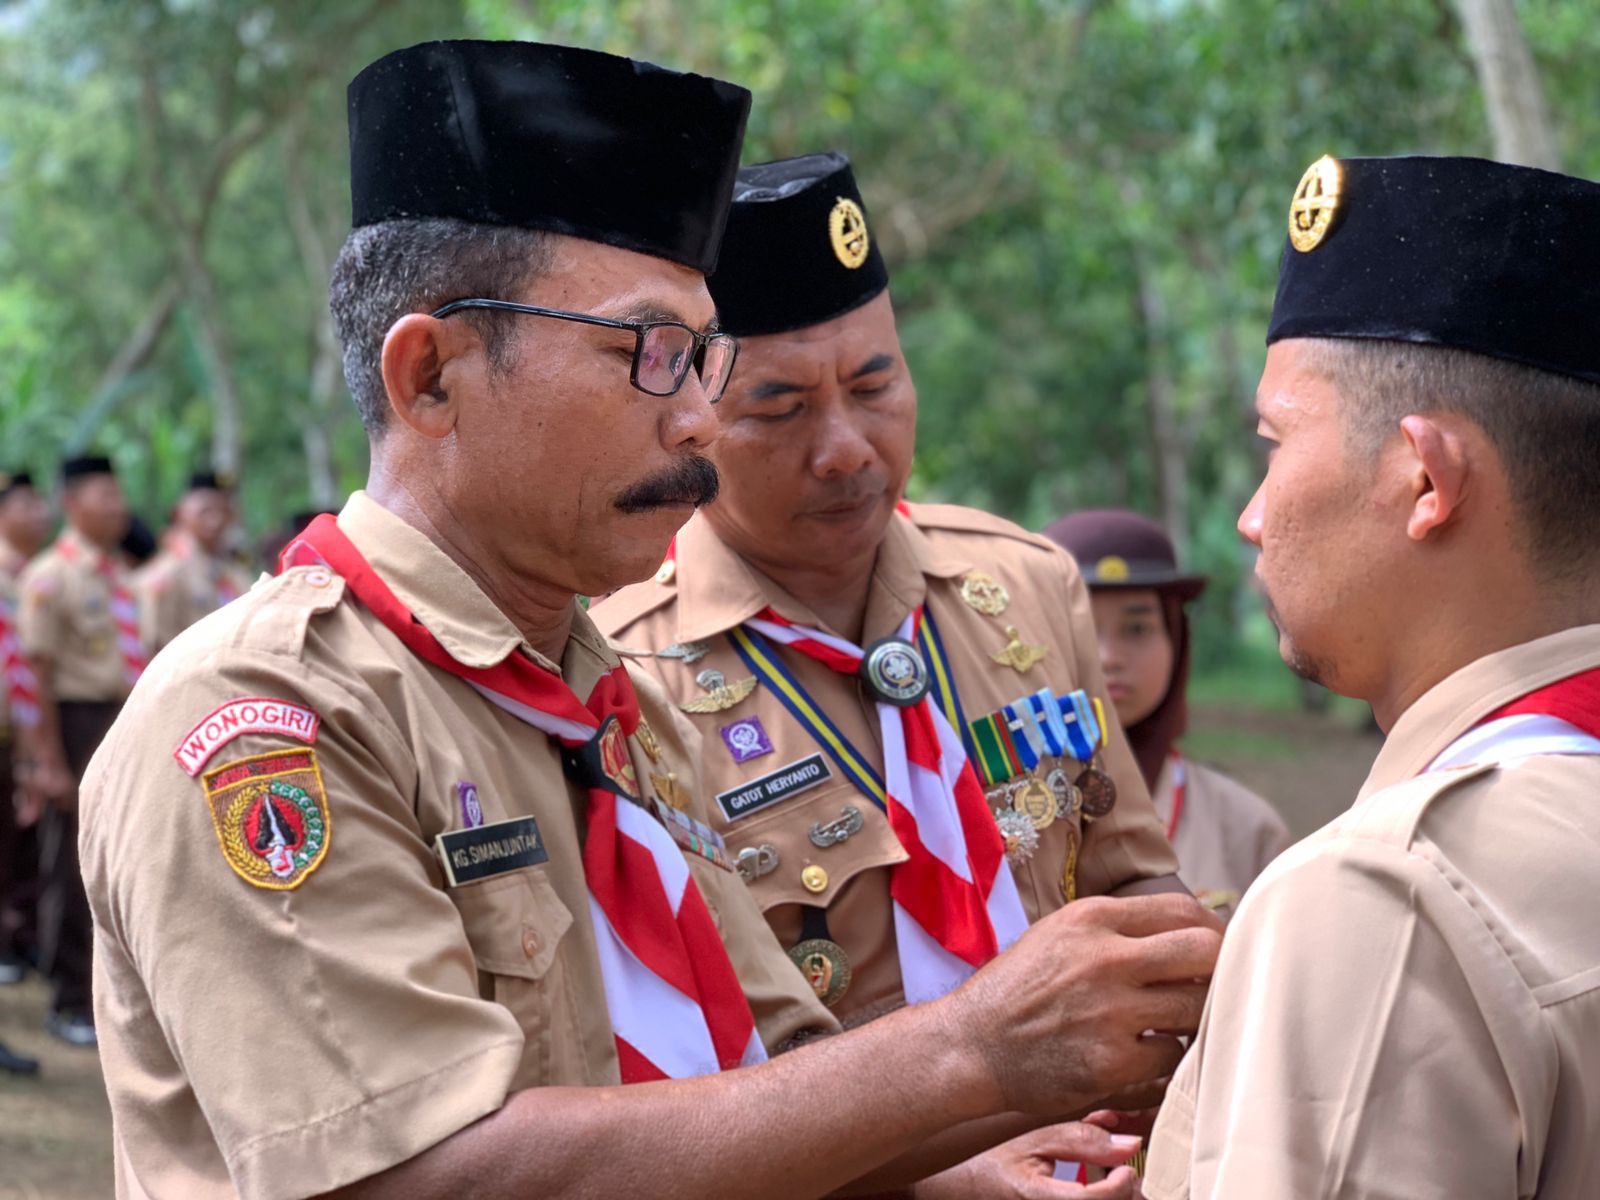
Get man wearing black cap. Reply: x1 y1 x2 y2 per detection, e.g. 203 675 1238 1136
16 455 137 1048
78 43 1216 1200
135 471 248 653
595 152 1187 1032
1143 156 1600 1198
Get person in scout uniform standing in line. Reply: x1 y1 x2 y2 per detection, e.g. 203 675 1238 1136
1144 155 1600 1199
16 454 140 1048
593 152 1186 1035
78 43 1218 1200
1044 510 1290 921
135 470 250 654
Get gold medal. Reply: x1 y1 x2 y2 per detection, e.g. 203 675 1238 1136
1011 777 1056 831
959 571 1010 616
680 668 758 714
991 626 1047 674
790 938 852 1007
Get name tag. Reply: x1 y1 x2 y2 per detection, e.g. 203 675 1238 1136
716 753 833 823
435 816 548 887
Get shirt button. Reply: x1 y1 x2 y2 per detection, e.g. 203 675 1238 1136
654 559 676 585
304 567 332 588
521 927 539 958
801 865 829 894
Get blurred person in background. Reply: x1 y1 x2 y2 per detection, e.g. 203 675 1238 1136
136 470 249 654
1045 510 1290 921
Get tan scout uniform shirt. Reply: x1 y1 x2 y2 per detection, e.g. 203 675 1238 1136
80 492 833 1200
0 536 30 732
1146 625 1600 1200
136 531 251 654
18 527 135 703
593 504 1178 1022
1153 756 1291 921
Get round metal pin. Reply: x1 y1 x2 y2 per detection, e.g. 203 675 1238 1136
789 938 853 1007
858 636 931 707
1011 777 1056 831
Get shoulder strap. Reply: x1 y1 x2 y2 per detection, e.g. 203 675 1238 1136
1345 762 1497 849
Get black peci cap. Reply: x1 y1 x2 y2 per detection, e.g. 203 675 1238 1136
0 471 32 500
347 40 752 275
187 471 233 492
708 152 890 337
1269 155 1600 386
61 455 115 482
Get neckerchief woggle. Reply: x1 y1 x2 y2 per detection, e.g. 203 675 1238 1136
730 606 1028 1004
282 516 763 1082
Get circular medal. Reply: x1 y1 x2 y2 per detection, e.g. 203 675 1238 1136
995 808 1040 865
858 637 931 707
789 938 852 1007
1047 766 1079 820
1076 765 1118 819
1011 777 1056 831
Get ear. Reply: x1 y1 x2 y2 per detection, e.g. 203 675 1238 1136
1397 414 1470 542
379 314 479 439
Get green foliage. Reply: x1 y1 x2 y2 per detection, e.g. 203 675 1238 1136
1 0 1592 665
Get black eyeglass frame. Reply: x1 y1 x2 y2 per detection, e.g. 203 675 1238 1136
429 297 738 402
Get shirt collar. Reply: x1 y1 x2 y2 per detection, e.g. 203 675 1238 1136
335 491 616 681
1361 624 1600 796
671 507 973 645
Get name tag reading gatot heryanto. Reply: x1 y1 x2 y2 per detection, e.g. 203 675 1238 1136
435 816 548 886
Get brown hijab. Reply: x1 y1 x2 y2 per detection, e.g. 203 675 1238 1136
1041 509 1207 793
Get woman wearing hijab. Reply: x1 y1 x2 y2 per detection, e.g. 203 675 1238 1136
1044 510 1291 920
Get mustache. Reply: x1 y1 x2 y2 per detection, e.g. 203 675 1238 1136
614 455 721 514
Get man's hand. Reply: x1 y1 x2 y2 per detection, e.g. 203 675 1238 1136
914 1122 1142 1199
944 894 1220 1116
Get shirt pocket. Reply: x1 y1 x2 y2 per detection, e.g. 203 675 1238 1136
449 867 575 1089
715 778 907 913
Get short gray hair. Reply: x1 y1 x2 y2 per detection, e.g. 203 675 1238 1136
1307 337 1600 581
329 218 552 433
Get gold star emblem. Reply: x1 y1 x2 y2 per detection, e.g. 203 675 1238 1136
991 626 1048 674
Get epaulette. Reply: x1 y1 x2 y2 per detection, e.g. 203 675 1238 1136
217 565 347 662
901 501 1063 556
590 578 676 640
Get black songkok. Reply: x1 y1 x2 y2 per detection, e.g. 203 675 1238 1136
347 40 752 275
61 455 115 482
708 152 890 337
1269 155 1600 386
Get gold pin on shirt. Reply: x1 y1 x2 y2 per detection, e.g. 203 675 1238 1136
960 571 1010 616
991 626 1047 673
650 772 692 811
680 668 758 714
635 718 662 763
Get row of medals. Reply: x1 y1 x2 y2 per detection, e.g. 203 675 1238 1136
986 757 1117 866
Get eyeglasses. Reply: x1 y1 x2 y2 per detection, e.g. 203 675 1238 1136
430 298 739 403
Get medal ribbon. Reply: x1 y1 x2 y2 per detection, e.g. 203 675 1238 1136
0 597 40 728
282 516 762 1082
58 536 147 688
733 606 1028 1002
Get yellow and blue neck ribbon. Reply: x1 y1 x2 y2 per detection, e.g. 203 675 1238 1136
728 624 889 811
917 607 976 763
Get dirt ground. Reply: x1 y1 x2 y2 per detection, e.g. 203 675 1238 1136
0 701 1381 1199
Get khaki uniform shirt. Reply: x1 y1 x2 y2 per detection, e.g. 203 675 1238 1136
18 527 135 703
136 532 251 654
1146 626 1600 1199
1152 755 1291 921
592 504 1178 1022
80 492 833 1200
0 536 30 733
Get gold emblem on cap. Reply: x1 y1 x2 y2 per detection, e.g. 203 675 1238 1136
960 571 1010 616
829 197 870 269
1095 555 1130 582
1288 155 1342 253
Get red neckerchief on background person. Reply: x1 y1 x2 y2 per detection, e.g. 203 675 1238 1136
282 515 763 1082
0 596 39 728
1165 751 1186 843
737 605 1029 1004
57 535 146 688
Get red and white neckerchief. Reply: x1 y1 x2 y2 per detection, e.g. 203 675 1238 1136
1426 665 1600 773
282 516 764 1082
1165 751 1187 843
0 597 40 728
57 535 146 688
744 606 1028 1004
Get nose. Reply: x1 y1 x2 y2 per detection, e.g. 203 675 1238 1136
1097 628 1122 673
662 373 721 454
1238 480 1266 547
808 392 877 480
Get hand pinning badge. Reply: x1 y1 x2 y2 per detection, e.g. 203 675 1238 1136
681 668 758 714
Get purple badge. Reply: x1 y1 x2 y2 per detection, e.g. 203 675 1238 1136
720 716 774 764
457 781 485 828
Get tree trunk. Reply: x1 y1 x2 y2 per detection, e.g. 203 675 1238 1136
1454 0 1561 169
285 113 344 509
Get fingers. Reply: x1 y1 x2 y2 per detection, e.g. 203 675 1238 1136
1082 893 1214 938
1021 1122 1141 1168
1093 1079 1172 1117
1012 1164 1137 1200
1125 928 1222 985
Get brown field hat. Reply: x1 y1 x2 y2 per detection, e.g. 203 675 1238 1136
1042 509 1206 601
